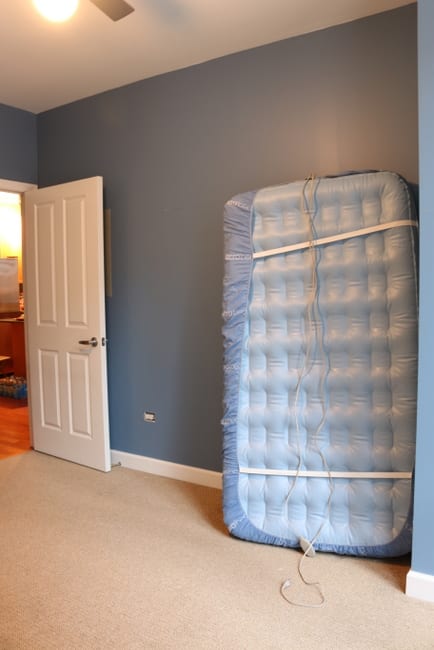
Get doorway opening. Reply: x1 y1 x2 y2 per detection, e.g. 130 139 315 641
0 185 32 458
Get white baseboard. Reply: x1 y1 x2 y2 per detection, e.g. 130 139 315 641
111 450 222 489
406 570 434 603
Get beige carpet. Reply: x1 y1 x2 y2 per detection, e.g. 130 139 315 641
1 451 433 650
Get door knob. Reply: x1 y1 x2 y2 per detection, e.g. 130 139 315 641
78 337 98 347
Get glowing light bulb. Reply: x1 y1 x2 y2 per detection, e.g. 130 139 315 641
33 0 79 23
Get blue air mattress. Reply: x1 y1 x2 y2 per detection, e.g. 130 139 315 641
222 171 418 557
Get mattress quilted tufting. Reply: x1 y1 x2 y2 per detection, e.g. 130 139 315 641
222 171 418 557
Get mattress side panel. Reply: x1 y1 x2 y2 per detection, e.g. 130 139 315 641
222 191 265 541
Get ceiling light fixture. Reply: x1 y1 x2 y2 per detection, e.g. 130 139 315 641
33 0 79 23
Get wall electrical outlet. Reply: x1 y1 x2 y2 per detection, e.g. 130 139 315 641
143 411 156 423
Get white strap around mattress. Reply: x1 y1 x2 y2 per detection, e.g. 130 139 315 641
252 219 418 260
239 467 412 479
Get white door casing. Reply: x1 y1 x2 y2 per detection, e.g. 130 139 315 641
24 177 111 471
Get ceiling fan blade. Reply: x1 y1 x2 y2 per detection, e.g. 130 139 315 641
89 0 135 21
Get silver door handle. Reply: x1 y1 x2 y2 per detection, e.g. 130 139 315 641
78 337 98 347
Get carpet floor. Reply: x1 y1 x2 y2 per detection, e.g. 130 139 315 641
1 451 433 649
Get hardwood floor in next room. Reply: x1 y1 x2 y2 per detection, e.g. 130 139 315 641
0 396 31 459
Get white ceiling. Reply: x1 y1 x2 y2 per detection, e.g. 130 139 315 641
1 0 413 114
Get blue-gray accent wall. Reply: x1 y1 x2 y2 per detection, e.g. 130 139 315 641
412 0 434 578
36 4 418 473
0 103 37 183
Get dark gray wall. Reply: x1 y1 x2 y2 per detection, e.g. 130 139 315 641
412 0 434 577
0 103 37 184
37 4 418 471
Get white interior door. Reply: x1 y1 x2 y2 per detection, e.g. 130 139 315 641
24 177 111 471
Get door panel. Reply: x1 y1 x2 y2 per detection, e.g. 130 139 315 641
25 177 111 471
67 352 91 436
35 203 57 324
64 195 87 325
39 349 61 429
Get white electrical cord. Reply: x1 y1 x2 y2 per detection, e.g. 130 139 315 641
280 175 334 608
